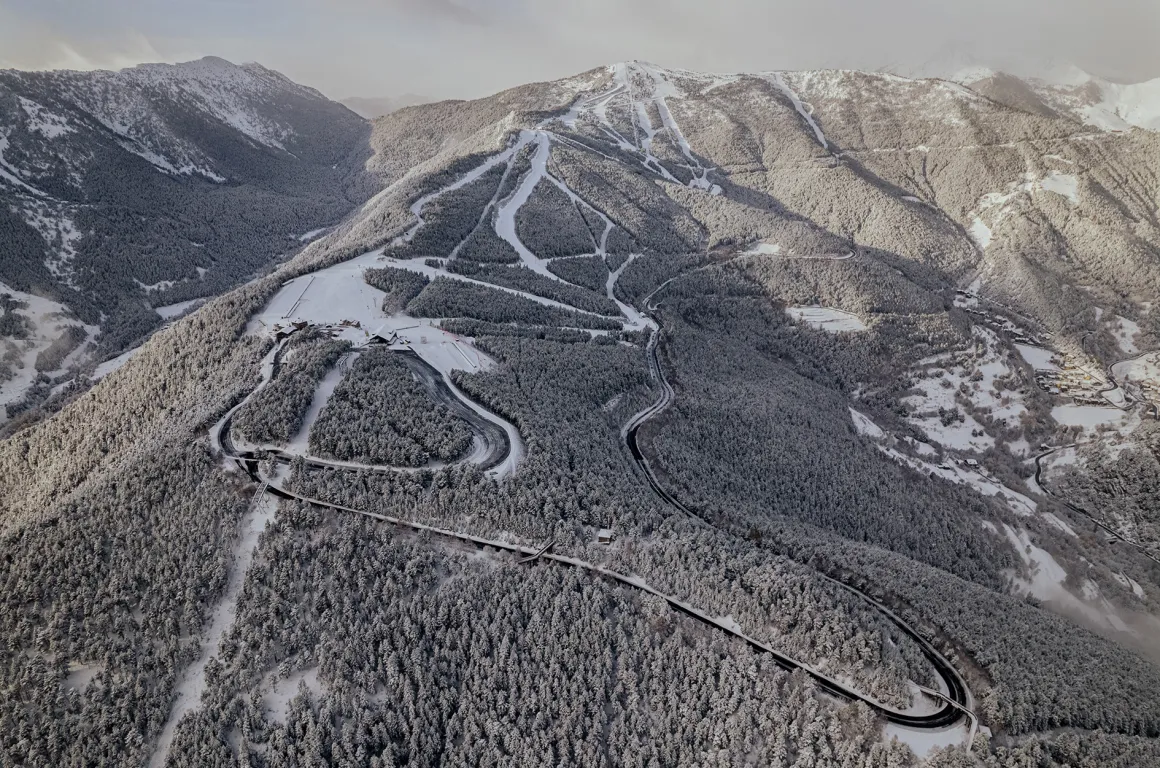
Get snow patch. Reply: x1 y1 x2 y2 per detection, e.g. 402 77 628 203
263 667 325 725
902 327 1029 452
786 306 867 333
849 408 886 439
968 218 992 249
64 661 103 692
1014 344 1059 371
1039 171 1079 203
19 97 73 139
1110 315 1141 355
92 346 141 381
742 242 782 256
297 227 329 243
284 354 351 455
1002 524 1131 632
155 298 205 319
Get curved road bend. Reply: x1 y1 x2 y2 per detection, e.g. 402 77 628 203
214 304 968 729
220 347 511 476
220 437 964 728
623 300 972 729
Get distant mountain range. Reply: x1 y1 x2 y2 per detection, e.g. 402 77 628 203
954 65 1160 131
0 56 378 419
340 94 429 119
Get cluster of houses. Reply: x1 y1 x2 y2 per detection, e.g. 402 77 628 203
1034 359 1110 405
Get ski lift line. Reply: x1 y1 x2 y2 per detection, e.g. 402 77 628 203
282 275 315 319
452 342 477 369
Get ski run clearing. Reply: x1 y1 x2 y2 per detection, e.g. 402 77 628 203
147 493 278 768
155 298 206 319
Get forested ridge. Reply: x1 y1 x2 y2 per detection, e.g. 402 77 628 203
232 332 351 446
308 349 474 466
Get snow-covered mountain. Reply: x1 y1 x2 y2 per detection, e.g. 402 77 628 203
954 65 1160 132
4 59 1160 767
0 57 376 423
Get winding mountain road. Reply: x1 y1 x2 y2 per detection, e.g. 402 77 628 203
213 309 971 732
622 296 972 730
208 122 976 736
220 345 512 477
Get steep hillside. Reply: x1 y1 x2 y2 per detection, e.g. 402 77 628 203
3 60 1160 767
0 57 377 424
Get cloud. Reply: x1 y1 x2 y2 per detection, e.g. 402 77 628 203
2 0 1158 100
399 0 488 25
0 8 182 72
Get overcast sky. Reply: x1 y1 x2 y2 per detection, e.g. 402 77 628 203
2 0 1157 100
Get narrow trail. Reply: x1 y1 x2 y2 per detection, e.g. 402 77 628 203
147 489 278 768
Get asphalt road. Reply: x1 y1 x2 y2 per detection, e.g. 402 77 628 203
624 304 971 729
215 318 970 730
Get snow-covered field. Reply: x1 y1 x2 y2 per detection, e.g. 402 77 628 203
785 306 867 332
1014 343 1059 370
1051 404 1137 434
902 328 1027 453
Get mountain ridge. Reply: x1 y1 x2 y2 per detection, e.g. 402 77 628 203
0 56 377 425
